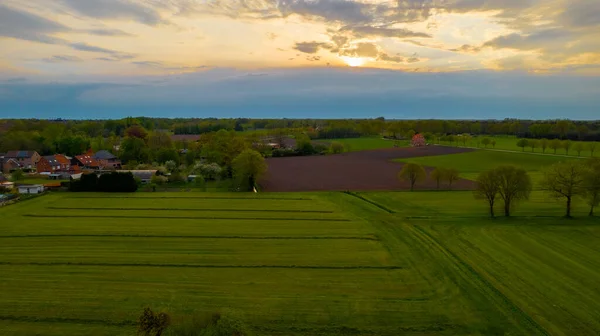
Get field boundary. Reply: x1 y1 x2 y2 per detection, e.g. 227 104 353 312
342 191 396 214
0 234 379 240
0 262 402 270
63 196 313 200
24 214 351 222
409 224 549 336
446 145 588 159
0 315 136 327
46 207 334 213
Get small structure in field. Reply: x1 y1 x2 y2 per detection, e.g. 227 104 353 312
411 134 426 147
17 184 44 194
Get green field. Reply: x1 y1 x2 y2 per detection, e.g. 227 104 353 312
329 137 409 151
397 149 581 187
1 191 600 335
446 136 600 157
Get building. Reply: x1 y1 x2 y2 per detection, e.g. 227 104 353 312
17 184 44 194
3 151 41 172
37 155 62 173
54 154 71 171
72 155 100 170
1 158 20 174
93 150 122 170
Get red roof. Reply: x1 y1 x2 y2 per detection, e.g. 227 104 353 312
75 155 100 167
54 154 70 165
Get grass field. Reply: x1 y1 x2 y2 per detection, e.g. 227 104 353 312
329 137 409 151
1 191 600 335
397 149 581 187
445 136 600 157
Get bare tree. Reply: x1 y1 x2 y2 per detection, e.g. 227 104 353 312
474 170 500 218
430 168 445 189
562 140 572 155
398 163 426 191
541 161 587 217
573 142 584 156
583 159 600 216
495 166 532 216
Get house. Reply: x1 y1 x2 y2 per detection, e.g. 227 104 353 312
72 155 100 169
93 150 121 170
17 184 44 194
54 154 71 171
37 155 62 173
1 158 20 174
3 151 41 172
116 170 156 184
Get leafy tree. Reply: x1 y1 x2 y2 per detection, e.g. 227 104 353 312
549 139 561 154
491 140 496 148
516 138 529 151
539 138 549 153
577 124 589 140
137 307 170 336
590 142 598 157
583 159 600 216
541 161 587 217
554 120 574 139
529 139 538 152
474 170 500 218
481 138 491 148
495 166 532 217
398 163 426 191
119 137 150 163
329 142 345 154
151 175 168 185
10 169 25 181
232 149 267 191
148 131 173 150
562 140 572 155
445 168 460 189
125 125 149 141
192 162 223 180
573 142 584 156
155 148 180 164
295 135 315 155
164 160 178 172
430 168 445 189
461 134 471 146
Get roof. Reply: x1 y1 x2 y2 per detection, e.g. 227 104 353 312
42 155 60 165
18 184 43 188
54 154 70 165
171 134 201 142
93 150 117 160
117 170 156 179
75 155 100 166
5 150 38 158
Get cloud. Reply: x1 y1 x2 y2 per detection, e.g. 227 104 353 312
68 42 136 59
341 42 380 58
342 26 432 39
58 0 163 25
83 28 132 36
293 41 330 54
0 4 67 44
559 0 600 28
43 55 83 63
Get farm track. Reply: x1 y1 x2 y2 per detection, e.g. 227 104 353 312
262 146 476 192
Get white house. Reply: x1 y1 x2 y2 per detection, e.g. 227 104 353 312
18 184 44 194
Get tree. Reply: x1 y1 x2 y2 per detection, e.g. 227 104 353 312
516 138 529 151
446 168 460 189
583 159 600 216
125 125 149 140
10 169 24 181
573 142 584 156
232 149 267 191
137 307 170 336
589 142 598 157
460 134 471 146
540 138 549 153
148 131 173 151
577 124 589 140
549 139 561 154
474 170 500 218
529 139 538 152
491 140 496 148
329 142 345 154
562 140 572 155
119 137 150 163
398 163 426 191
430 168 445 189
296 135 315 155
481 138 491 148
554 120 574 139
495 166 532 217
541 161 587 217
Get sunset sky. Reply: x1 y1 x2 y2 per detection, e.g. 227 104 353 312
1 0 599 119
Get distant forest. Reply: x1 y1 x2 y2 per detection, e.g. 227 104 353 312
1 117 599 156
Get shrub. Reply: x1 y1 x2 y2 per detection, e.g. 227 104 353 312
151 175 168 185
138 307 171 336
192 162 222 180
165 310 253 336
98 172 138 192
329 142 345 154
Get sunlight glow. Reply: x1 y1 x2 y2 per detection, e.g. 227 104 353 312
342 57 366 67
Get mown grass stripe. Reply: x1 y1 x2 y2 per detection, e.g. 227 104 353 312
0 262 402 270
342 191 396 214
0 315 135 327
46 207 334 213
63 196 312 200
0 234 378 240
23 214 351 222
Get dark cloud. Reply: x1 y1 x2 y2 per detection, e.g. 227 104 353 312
559 0 600 27
59 0 163 25
483 29 573 51
83 28 132 36
69 42 136 59
132 61 164 67
43 55 83 63
450 44 482 53
341 42 380 58
0 4 67 44
293 41 330 54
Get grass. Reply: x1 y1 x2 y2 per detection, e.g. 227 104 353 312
2 191 600 335
326 137 409 151
397 149 580 186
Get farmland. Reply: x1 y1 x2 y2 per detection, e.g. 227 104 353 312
2 190 600 335
326 137 409 151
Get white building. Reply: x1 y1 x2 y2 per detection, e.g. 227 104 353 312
18 185 44 194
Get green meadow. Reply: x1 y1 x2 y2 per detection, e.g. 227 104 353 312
329 137 409 151
1 187 600 335
451 136 600 157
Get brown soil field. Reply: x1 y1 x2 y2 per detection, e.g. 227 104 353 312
261 146 475 192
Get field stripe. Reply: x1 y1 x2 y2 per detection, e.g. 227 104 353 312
62 196 313 200
0 315 135 327
23 214 351 222
46 207 334 213
409 224 550 336
0 262 402 270
342 191 396 213
0 234 378 240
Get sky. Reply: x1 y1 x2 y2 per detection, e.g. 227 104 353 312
0 0 599 119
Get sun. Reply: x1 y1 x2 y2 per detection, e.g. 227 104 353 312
342 57 366 67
